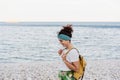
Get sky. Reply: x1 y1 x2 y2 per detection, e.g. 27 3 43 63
0 0 120 22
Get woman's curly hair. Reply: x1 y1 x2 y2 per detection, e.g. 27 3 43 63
58 24 73 38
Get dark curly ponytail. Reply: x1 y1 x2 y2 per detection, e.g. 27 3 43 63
58 24 73 38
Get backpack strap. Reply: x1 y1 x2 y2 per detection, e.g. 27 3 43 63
81 67 85 80
65 48 74 55
65 47 79 54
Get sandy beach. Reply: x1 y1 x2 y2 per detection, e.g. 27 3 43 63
0 60 120 80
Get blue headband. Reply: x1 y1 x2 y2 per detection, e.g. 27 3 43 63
58 34 71 40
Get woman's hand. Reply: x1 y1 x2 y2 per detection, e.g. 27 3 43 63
61 53 67 61
58 49 63 55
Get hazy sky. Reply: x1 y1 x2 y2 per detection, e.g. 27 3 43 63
0 0 120 22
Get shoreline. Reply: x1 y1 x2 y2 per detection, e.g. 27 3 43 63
0 60 120 80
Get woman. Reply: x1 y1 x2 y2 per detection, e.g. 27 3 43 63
57 24 80 80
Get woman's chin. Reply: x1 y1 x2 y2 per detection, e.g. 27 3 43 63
61 44 65 47
63 45 66 48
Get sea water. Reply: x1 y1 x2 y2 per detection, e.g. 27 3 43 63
0 24 120 63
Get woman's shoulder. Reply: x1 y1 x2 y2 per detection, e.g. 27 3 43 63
67 48 79 62
71 47 79 52
68 48 79 56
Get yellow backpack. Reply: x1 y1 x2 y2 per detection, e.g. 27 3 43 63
66 48 87 80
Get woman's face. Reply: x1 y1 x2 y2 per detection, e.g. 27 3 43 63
59 39 70 47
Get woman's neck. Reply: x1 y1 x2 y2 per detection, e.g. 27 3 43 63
66 43 74 50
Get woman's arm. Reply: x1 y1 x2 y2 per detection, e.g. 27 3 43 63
62 54 79 72
64 60 79 72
